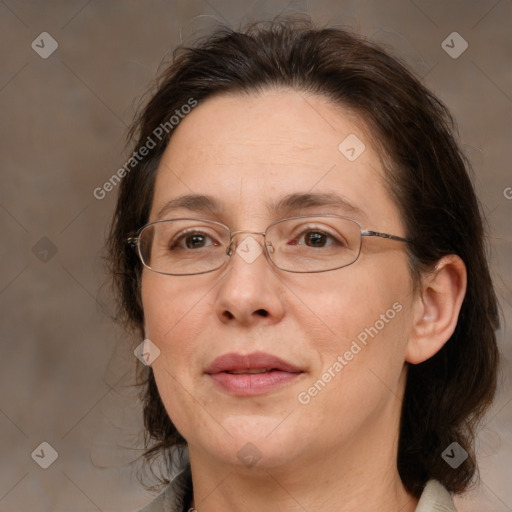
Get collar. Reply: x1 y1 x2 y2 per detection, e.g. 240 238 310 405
415 479 457 511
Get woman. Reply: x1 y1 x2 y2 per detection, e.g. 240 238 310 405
108 17 499 512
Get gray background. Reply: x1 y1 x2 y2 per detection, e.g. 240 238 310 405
0 0 510 511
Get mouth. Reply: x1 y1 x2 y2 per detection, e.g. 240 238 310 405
205 352 305 396
224 368 275 375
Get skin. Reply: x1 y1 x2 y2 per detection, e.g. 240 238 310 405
141 89 467 512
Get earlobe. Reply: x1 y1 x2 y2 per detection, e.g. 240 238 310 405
406 255 467 364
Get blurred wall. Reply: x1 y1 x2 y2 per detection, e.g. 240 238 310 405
0 1 510 511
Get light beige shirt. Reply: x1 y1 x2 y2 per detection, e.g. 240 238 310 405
137 466 457 511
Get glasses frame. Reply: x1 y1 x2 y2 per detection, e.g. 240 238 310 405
127 214 412 276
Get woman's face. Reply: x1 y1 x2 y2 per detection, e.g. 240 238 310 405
142 90 416 471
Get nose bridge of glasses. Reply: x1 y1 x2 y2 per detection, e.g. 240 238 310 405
227 229 269 254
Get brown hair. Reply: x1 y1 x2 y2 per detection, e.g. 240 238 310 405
107 17 499 497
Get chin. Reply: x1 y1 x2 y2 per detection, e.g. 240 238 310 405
192 415 308 470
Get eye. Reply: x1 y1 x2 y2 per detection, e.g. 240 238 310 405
170 230 220 250
289 227 346 248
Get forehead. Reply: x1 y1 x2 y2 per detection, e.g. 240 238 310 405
150 90 402 230
164 89 369 168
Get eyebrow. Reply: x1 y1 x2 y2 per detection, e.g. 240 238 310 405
156 191 367 221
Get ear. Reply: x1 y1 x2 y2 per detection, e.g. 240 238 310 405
406 255 467 364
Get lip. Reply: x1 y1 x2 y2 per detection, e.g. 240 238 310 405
205 352 305 397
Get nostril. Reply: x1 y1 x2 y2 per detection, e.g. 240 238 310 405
255 309 268 317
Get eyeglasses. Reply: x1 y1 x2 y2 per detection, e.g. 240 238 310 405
127 215 411 276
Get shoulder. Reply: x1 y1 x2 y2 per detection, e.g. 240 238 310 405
415 480 457 512
135 466 192 512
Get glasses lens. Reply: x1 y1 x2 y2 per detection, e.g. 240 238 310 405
266 216 362 272
138 219 230 275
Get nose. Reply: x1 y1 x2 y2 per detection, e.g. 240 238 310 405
214 232 285 326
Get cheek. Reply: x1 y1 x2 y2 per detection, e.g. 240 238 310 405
140 272 216 412
288 253 411 349
294 253 413 411
141 273 213 437
295 286 410 438
141 271 211 346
